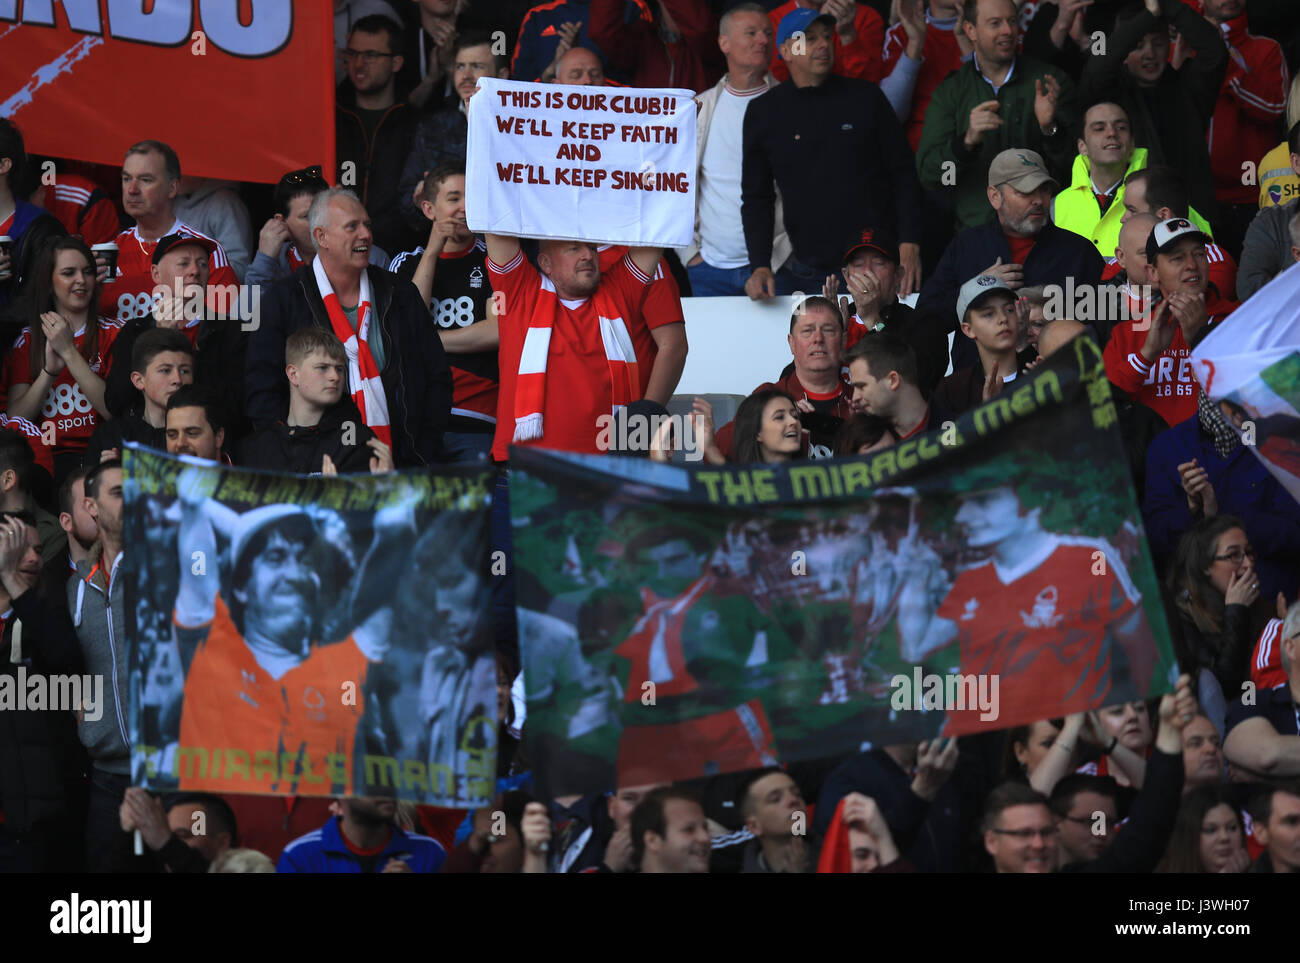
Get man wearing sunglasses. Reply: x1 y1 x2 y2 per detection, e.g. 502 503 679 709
337 15 419 257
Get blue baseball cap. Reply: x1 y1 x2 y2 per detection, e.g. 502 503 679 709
776 7 835 55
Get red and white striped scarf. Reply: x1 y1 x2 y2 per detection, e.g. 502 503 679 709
513 275 639 443
313 256 391 446
288 245 306 272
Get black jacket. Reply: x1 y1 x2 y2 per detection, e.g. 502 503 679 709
1080 0 1226 226
104 312 250 445
1175 603 1258 700
931 349 1037 423
1112 380 1168 496
239 397 377 475
336 89 420 256
246 264 452 467
917 220 1105 370
0 569 87 835
1062 748 1184 873
742 74 923 273
82 409 164 468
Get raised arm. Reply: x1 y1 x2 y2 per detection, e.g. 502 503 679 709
485 233 523 268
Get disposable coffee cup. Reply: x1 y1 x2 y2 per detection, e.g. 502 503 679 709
91 242 119 278
0 236 11 281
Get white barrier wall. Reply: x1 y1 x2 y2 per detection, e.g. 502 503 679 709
674 293 933 396
676 296 797 396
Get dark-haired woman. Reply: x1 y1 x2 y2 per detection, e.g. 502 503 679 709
2 237 118 481
1168 515 1271 734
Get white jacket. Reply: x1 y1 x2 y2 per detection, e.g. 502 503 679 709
677 73 792 274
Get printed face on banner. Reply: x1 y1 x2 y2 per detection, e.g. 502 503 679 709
123 451 498 807
509 346 1177 798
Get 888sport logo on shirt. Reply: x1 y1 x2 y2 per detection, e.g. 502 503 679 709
433 296 477 328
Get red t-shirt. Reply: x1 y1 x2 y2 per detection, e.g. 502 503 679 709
1 318 121 454
99 220 238 321
487 249 653 462
935 540 1140 733
598 245 683 398
1006 233 1036 266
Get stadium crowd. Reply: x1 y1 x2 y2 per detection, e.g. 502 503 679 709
0 0 1299 874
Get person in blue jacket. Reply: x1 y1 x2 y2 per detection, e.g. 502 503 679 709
1143 401 1300 604
278 796 446 873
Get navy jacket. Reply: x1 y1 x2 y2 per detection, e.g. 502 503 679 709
277 816 446 873
245 264 452 468
916 220 1104 370
1144 415 1300 602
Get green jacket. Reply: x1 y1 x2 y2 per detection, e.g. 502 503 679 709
1053 148 1214 258
917 54 1078 231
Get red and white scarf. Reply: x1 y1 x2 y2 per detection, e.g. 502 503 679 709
513 279 639 443
287 244 306 272
313 256 391 446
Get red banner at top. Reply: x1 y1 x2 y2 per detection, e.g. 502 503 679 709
0 1 334 184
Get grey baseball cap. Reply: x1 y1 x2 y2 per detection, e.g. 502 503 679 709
956 273 1016 325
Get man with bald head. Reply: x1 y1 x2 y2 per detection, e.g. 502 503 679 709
247 188 452 466
553 46 605 86
1096 212 1157 346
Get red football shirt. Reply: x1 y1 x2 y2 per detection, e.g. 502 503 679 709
598 245 684 398
0 413 54 477
99 220 238 321
43 174 120 245
934 540 1140 733
487 249 653 462
1 318 121 454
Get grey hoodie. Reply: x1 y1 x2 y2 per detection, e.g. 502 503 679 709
1238 197 1298 301
68 545 130 775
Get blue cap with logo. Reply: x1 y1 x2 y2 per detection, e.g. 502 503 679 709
776 7 835 55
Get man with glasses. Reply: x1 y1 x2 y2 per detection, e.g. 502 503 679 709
984 674 1196 872
1048 774 1119 866
398 31 510 236
337 14 418 257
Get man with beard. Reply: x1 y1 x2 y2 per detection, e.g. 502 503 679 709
278 795 445 872
918 148 1103 370
171 471 417 796
56 466 96 571
164 385 227 464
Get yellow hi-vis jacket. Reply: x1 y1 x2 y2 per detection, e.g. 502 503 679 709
1052 148 1213 258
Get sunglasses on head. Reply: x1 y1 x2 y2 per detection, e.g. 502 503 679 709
279 165 323 187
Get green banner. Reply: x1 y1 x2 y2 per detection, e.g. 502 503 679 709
510 337 1177 798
